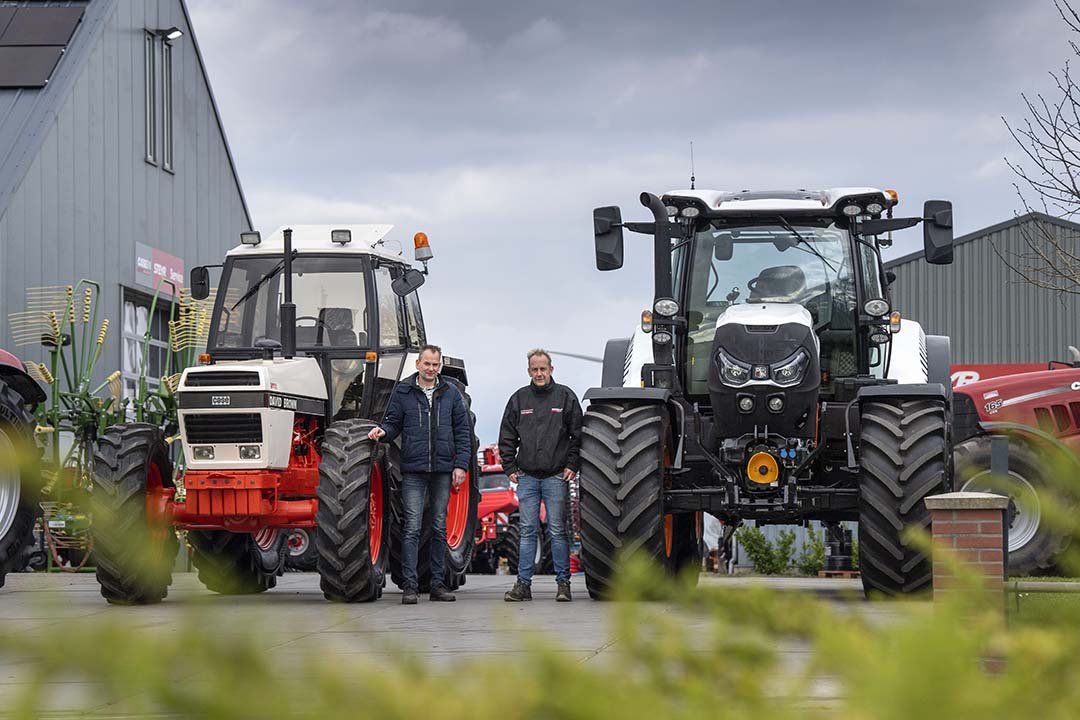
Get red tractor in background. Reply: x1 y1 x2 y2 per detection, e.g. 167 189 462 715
468 445 553 575
952 346 1080 576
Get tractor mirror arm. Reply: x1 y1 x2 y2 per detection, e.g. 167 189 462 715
623 221 657 234
855 217 921 236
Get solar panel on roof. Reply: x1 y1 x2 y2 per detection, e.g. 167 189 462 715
0 46 63 88
0 9 16 39
0 7 83 47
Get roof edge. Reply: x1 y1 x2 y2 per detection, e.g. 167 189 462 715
883 211 1080 269
178 0 253 230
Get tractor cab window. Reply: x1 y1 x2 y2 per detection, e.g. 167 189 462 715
685 223 857 396
211 255 369 352
374 266 407 347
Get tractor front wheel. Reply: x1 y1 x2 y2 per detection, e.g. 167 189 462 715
579 401 668 600
858 399 949 597
0 378 39 589
91 424 178 605
316 420 389 602
188 529 287 594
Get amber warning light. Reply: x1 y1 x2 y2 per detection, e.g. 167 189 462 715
414 232 434 263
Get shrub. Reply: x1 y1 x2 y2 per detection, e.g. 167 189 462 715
795 528 825 576
736 525 795 575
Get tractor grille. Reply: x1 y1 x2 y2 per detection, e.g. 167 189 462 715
184 413 262 444
745 325 779 334
184 371 260 387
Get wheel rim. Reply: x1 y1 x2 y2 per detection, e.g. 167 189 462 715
287 529 309 557
370 462 383 562
663 514 674 558
0 429 22 542
961 469 1041 552
253 528 279 551
445 470 470 549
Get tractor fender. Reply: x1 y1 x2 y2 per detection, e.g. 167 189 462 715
856 383 950 404
0 351 46 407
976 420 1080 474
925 335 952 400
440 354 469 386
583 387 685 468
600 337 632 388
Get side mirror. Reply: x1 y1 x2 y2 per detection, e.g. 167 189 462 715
391 268 426 296
190 266 210 300
593 206 624 271
884 270 897 286
923 200 954 265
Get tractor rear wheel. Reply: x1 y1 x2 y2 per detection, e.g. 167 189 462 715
579 401 668 599
499 514 553 576
954 436 1071 576
0 379 39 589
668 512 702 582
284 528 319 571
858 399 949 597
91 424 178 605
316 420 389 602
188 529 287 594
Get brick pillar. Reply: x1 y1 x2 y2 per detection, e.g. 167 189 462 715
924 492 1009 602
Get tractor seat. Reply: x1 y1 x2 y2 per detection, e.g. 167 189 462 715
318 307 357 346
748 266 806 303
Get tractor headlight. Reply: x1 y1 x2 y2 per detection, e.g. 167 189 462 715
864 298 890 317
239 445 261 460
770 350 809 387
869 328 891 345
653 331 673 345
193 446 215 460
717 350 751 387
653 298 679 317
841 203 862 217
680 206 700 219
866 202 884 215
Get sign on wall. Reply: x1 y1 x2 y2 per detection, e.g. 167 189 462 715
135 242 184 295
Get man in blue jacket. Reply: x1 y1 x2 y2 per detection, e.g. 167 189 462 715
368 345 471 604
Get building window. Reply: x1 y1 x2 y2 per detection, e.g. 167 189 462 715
144 31 157 164
162 40 174 171
121 290 175 407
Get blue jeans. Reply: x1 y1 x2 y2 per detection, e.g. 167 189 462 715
401 472 451 591
516 474 571 585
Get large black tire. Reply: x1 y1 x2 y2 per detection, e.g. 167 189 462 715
954 436 1072 576
858 399 949 597
284 527 319 572
388 385 480 592
187 529 287 594
498 514 553 576
0 379 40 589
316 420 389 602
579 401 668 599
91 424 178 605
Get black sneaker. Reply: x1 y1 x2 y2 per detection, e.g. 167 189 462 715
402 589 418 605
556 582 572 602
429 586 456 602
504 580 532 602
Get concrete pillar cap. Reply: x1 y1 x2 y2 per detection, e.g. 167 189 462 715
924 492 1010 511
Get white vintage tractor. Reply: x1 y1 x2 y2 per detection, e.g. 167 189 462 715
90 225 480 604
583 188 956 598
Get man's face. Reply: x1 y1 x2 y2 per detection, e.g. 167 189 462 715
416 350 441 382
528 355 553 386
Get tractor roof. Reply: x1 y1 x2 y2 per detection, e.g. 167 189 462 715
225 224 409 263
661 187 894 217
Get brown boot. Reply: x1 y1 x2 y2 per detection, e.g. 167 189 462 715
429 586 456 602
556 582 572 602
504 580 532 602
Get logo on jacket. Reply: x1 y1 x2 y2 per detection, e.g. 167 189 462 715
520 409 534 415
551 408 562 413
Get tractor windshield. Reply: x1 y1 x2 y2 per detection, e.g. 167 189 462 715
684 222 858 395
211 255 370 351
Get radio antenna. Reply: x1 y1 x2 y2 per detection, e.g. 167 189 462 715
689 140 696 190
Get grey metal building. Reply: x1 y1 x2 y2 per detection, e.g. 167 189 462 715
885 212 1080 363
0 0 251 396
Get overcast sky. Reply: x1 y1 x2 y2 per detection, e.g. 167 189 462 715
186 0 1074 442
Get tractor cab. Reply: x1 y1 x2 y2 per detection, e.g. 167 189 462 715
194 225 428 423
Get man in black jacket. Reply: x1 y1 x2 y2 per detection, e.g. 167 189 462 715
368 345 471 604
498 349 582 602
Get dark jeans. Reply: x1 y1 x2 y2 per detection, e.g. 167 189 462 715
516 474 571 584
401 471 451 592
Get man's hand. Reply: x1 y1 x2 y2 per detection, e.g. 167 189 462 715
452 468 467 488
562 468 576 482
507 471 521 483
367 426 386 442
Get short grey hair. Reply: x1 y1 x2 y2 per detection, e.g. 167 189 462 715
527 348 552 365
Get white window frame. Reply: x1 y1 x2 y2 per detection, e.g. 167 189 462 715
144 31 157 165
162 39 174 172
120 291 174 410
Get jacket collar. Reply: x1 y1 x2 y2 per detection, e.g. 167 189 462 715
398 372 443 394
529 379 555 394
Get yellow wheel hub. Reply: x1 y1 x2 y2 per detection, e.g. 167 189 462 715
747 452 779 484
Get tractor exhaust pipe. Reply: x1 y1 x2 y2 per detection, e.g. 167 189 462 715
640 192 674 365
281 227 296 359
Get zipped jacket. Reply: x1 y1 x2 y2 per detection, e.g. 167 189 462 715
498 380 583 478
379 373 471 473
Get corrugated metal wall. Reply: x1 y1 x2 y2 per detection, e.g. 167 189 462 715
887 215 1080 363
0 0 250 383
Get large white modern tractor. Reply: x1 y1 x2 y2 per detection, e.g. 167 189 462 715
90 225 480 604
582 188 956 598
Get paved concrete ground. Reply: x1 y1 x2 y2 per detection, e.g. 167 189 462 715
0 571 903 716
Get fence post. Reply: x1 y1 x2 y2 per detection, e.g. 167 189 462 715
924 492 1010 604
